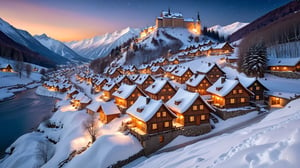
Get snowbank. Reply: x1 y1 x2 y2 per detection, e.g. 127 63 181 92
35 86 66 99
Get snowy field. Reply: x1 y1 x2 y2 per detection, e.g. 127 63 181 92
130 98 300 168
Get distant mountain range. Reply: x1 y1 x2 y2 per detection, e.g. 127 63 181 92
209 22 248 38
0 18 69 65
65 27 140 60
229 1 300 42
34 34 89 63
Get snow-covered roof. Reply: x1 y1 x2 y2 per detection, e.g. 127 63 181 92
268 92 299 100
112 84 137 99
114 75 125 84
127 96 176 122
74 92 91 103
184 18 194 22
237 76 257 88
161 11 183 18
164 64 178 72
213 42 231 49
196 62 220 74
67 87 77 94
145 79 168 94
86 101 102 112
171 66 190 77
128 74 139 81
267 58 300 66
150 66 162 72
185 74 207 87
138 64 149 70
135 74 151 85
102 81 117 91
166 88 198 114
101 101 121 115
207 78 239 97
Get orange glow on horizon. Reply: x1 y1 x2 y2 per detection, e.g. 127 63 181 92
0 1 116 41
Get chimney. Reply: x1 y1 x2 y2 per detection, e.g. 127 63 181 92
195 73 199 78
146 96 150 104
208 62 211 66
221 77 226 84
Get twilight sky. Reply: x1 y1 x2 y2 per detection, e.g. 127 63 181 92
0 0 291 41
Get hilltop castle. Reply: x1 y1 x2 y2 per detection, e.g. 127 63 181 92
156 9 201 35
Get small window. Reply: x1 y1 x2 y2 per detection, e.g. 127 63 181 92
201 114 206 120
233 90 237 94
159 135 164 143
206 83 209 87
250 87 253 91
240 98 245 103
156 112 161 118
152 123 157 130
161 96 165 100
189 116 195 122
238 89 243 94
216 75 220 78
192 105 198 111
256 86 260 90
199 105 204 110
200 84 203 87
168 88 172 91
162 111 167 117
132 94 135 97
256 95 260 100
164 121 169 127
230 98 235 104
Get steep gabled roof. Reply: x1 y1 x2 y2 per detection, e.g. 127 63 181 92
127 96 176 122
207 78 239 97
101 101 121 115
145 79 173 94
185 74 209 87
267 57 300 66
171 66 192 77
112 83 137 99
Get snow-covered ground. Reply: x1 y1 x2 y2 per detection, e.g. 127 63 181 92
131 98 300 168
0 57 45 101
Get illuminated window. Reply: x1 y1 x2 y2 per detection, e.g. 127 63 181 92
164 121 170 128
256 95 260 100
200 84 203 87
168 88 172 91
152 123 157 130
230 98 235 104
216 75 220 78
193 105 198 111
156 112 161 118
189 116 195 122
161 96 165 100
201 115 206 120
159 135 164 143
250 87 253 91
238 89 243 94
256 86 260 90
206 83 209 86
162 111 167 117
241 98 245 103
199 105 204 110
233 90 237 94
132 94 135 97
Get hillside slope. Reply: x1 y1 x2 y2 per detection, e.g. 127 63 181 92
209 22 248 37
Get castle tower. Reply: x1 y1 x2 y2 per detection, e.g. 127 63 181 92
194 12 202 35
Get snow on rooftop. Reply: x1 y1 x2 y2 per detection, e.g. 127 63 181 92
145 79 168 94
127 96 171 122
101 101 121 115
171 66 190 77
164 64 178 72
267 57 300 66
161 11 183 18
135 74 150 85
166 88 199 114
237 76 256 88
268 91 299 99
207 78 239 97
112 83 136 99
185 74 207 87
86 101 102 112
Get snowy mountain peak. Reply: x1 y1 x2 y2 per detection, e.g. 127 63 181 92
209 22 248 37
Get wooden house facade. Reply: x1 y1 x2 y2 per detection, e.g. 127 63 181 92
197 63 225 83
127 96 177 135
112 84 144 109
207 78 253 109
102 82 119 101
186 74 212 95
145 79 176 102
171 66 194 84
135 74 155 90
267 58 300 72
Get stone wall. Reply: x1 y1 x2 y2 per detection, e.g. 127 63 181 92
214 107 258 120
267 71 300 79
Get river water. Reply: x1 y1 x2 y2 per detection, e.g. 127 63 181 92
0 88 57 157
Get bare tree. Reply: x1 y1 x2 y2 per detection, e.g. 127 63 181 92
84 114 98 143
14 55 24 78
25 64 32 78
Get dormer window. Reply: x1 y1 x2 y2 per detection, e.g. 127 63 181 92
216 87 223 91
137 107 144 112
175 100 182 105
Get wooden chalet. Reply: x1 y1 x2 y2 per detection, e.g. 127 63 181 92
186 74 212 95
107 68 122 78
171 66 193 84
66 87 79 99
238 76 269 102
102 81 119 101
268 92 299 108
122 65 138 75
145 79 176 102
164 65 178 79
166 88 214 127
127 96 177 135
168 57 180 65
138 64 151 74
196 62 225 83
93 78 108 93
267 58 300 72
211 42 234 55
112 84 144 109
150 66 165 76
86 101 121 123
0 64 14 72
207 77 253 109
134 74 155 90
114 75 133 85
71 92 91 110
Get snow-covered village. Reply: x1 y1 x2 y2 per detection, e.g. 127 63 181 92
1 0 300 168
